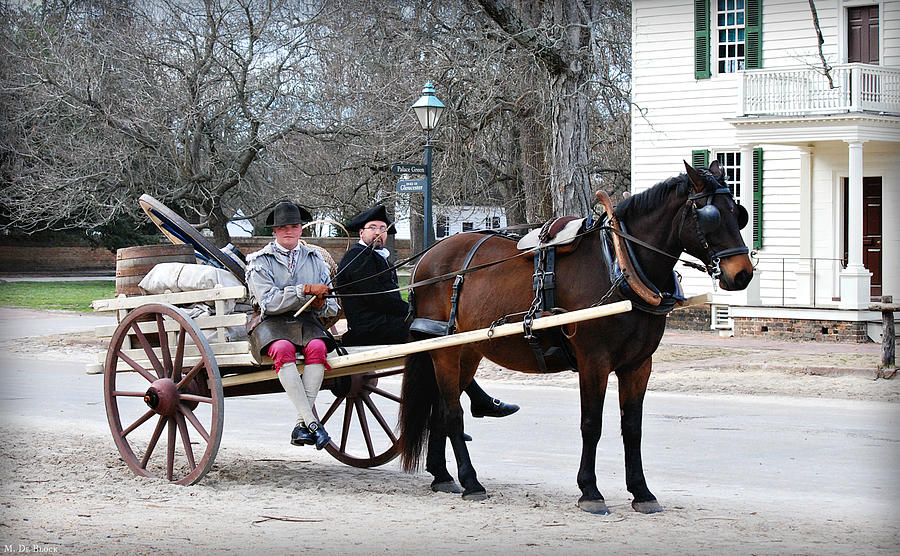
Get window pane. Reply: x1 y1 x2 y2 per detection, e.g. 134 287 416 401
718 0 726 10
719 29 727 41
737 0 744 9
727 13 734 25
737 12 744 25
462 222 473 232
718 13 725 25
738 28 745 41
729 29 735 42
727 0 735 10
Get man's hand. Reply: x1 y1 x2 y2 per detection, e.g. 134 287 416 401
303 284 330 309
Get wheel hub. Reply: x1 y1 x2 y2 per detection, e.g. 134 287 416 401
144 378 179 416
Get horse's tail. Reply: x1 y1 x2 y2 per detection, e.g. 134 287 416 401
399 350 438 472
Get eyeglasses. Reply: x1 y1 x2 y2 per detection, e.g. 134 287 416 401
364 225 388 232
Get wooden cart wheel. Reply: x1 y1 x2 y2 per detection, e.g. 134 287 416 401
103 303 224 485
316 367 403 468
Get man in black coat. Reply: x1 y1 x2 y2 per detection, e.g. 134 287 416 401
336 205 518 419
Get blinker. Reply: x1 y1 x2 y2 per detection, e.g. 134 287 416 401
695 205 721 234
737 204 749 230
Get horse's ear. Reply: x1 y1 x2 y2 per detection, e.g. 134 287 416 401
709 159 724 179
683 160 705 193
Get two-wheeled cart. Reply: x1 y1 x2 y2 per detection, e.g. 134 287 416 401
90 286 632 485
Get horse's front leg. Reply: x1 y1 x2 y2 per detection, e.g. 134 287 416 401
617 358 663 514
576 367 611 514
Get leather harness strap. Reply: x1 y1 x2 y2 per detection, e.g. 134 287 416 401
596 191 663 307
446 232 496 334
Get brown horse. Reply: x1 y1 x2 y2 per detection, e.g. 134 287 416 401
398 161 754 514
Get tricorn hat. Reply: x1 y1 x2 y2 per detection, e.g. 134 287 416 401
345 204 395 235
266 202 313 227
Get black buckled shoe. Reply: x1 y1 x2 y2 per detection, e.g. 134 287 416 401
307 421 331 450
291 423 315 446
471 398 520 418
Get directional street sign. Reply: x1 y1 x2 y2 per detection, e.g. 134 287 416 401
396 178 427 193
391 163 427 175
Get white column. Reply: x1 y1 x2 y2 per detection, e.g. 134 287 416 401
794 147 814 305
839 141 872 309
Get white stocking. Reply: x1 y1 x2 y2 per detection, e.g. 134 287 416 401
300 363 326 416
277 362 316 426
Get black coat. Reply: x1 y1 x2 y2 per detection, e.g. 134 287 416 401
336 244 409 346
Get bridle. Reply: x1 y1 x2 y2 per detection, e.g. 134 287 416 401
677 180 750 281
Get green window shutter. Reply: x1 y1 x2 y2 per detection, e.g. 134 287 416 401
745 0 763 69
752 147 763 249
694 0 711 79
692 149 709 169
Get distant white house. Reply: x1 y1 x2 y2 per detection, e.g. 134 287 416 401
632 0 898 340
392 205 507 241
226 209 253 238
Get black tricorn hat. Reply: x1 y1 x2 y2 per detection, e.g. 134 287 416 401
266 202 313 227
346 204 395 234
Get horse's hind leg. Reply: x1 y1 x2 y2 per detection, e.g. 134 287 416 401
576 367 612 514
431 348 487 500
426 413 460 494
617 358 663 514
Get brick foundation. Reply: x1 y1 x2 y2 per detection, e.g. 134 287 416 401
665 305 711 331
733 317 870 343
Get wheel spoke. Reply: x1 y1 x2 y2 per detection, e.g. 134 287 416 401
178 403 210 442
112 390 147 398
354 398 375 458
175 360 205 391
121 409 155 438
369 368 403 379
166 417 177 481
157 314 173 378
365 385 400 403
176 413 196 470
131 321 165 379
117 351 157 383
360 392 398 443
339 398 354 452
140 415 167 469
179 393 213 405
320 395 343 424
173 328 186 382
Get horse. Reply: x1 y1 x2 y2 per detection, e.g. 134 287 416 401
398 160 754 514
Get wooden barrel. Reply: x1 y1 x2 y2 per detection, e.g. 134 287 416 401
116 244 196 296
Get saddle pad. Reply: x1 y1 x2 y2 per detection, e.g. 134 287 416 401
516 218 586 250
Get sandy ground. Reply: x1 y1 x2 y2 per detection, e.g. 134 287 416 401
1 315 898 554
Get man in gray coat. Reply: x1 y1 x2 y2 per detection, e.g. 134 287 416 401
246 202 339 449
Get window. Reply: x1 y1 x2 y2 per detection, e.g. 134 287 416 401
693 148 763 249
484 216 500 229
716 0 746 73
694 0 761 79
462 222 474 232
436 215 449 238
715 151 741 198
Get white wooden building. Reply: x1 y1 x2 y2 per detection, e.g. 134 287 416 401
632 0 899 340
392 205 507 241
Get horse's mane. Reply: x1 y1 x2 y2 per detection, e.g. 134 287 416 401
613 174 691 220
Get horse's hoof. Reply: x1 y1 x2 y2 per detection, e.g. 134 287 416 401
632 499 663 514
461 490 488 501
431 480 462 494
577 498 610 515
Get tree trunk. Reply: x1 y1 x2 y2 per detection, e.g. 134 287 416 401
549 69 592 217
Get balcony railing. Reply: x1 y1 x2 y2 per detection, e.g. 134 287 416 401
740 63 900 116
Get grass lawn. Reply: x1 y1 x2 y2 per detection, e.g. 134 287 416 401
0 280 115 312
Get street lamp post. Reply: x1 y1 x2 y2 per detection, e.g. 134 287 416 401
412 82 445 248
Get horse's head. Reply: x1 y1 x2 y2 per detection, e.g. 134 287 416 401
680 160 754 291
